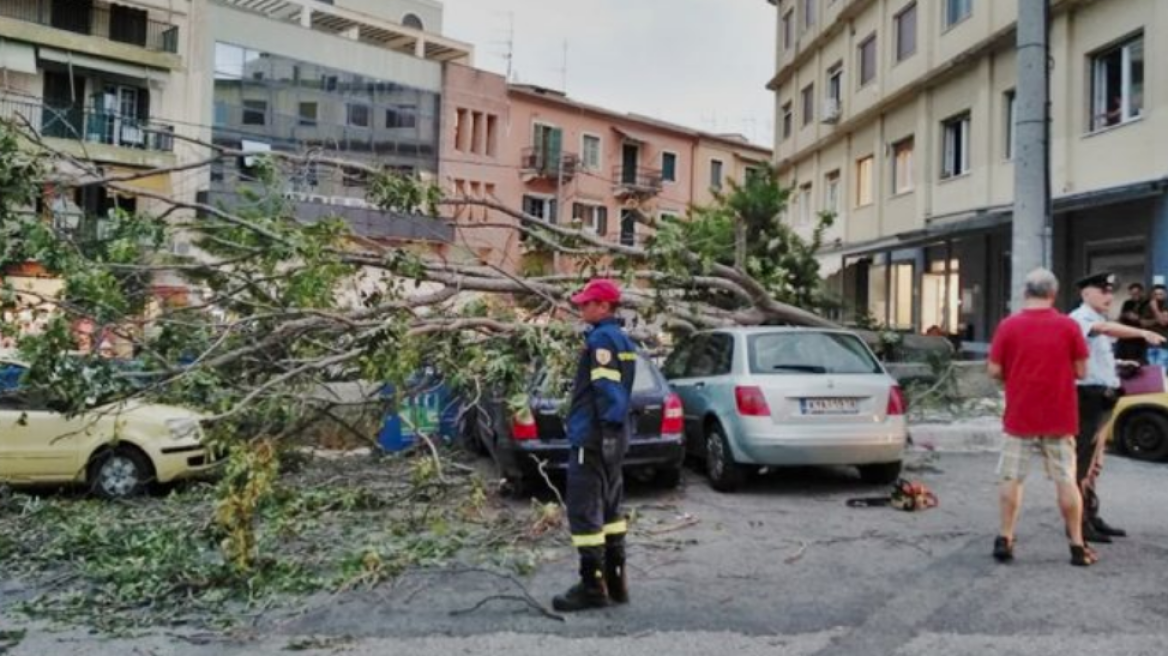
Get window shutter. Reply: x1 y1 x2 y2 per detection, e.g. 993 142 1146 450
548 128 563 169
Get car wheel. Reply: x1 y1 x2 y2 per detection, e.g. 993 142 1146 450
1119 411 1168 462
654 466 683 489
705 423 744 492
89 446 154 499
858 461 903 485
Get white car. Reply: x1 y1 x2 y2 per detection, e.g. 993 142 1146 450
0 359 218 498
663 327 908 492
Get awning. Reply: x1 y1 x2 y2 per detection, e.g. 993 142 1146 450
105 166 171 196
614 126 654 144
38 47 160 82
0 39 36 75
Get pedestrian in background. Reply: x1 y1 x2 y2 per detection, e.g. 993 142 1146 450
1140 284 1168 367
1116 282 1148 364
988 269 1093 566
1070 273 1165 544
553 279 637 612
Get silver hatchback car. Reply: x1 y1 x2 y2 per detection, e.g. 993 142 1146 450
663 327 908 492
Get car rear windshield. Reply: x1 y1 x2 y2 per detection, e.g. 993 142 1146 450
748 332 882 375
537 355 659 396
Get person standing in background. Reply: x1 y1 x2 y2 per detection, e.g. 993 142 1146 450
1140 284 1168 368
1116 283 1148 364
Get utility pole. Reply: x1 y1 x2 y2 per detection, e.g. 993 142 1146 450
1011 0 1052 313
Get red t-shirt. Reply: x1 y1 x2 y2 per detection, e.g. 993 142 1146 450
989 308 1089 437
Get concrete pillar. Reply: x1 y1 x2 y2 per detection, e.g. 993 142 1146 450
414 37 426 59
299 6 311 27
1150 193 1168 283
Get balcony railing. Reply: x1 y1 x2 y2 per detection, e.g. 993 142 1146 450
612 165 662 197
0 0 179 53
521 147 579 180
0 96 175 153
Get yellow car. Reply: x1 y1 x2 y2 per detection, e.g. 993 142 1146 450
0 359 219 498
1104 392 1168 462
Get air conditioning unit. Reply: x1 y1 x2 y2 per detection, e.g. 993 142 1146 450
821 99 841 124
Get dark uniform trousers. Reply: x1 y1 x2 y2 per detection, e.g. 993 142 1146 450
1076 385 1116 521
567 435 628 551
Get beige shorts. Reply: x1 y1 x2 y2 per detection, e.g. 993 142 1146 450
997 435 1077 483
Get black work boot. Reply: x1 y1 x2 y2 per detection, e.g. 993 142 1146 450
605 535 629 604
1091 516 1127 538
1082 522 1113 544
553 549 609 612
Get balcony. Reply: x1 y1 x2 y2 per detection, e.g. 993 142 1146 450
0 0 179 53
612 165 662 198
1 95 175 153
521 147 579 181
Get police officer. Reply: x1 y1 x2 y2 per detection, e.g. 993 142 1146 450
1069 272 1165 544
553 279 637 612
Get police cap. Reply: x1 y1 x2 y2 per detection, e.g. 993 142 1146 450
1075 272 1116 291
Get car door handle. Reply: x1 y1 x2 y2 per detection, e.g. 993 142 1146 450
693 382 706 389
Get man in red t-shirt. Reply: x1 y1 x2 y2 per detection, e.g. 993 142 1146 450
988 268 1094 567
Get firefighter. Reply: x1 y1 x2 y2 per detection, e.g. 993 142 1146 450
553 279 637 612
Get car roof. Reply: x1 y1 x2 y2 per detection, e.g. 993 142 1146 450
694 326 859 337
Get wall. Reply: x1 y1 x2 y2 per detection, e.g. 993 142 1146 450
335 0 444 33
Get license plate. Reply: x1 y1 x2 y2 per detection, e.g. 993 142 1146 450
800 398 859 415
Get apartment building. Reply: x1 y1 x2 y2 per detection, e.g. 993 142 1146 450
0 0 200 323
195 0 473 249
441 66 772 273
768 0 1167 347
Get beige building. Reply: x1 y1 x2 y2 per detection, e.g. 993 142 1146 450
768 0 1167 347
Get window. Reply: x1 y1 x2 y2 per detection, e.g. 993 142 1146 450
803 0 815 29
242 100 267 126
824 170 841 216
402 12 424 30
471 111 484 154
941 112 971 178
856 155 874 206
662 151 678 182
797 183 813 226
1091 33 1144 131
572 202 608 234
347 103 370 128
486 115 499 157
944 0 972 28
110 4 148 47
827 63 843 106
454 108 467 151
748 332 881 375
782 102 793 139
582 134 601 170
801 83 815 126
782 10 794 50
745 166 763 183
1004 90 1016 159
686 334 735 378
858 34 877 87
298 102 317 127
710 159 725 190
385 106 417 128
889 262 915 329
522 195 557 223
895 3 917 62
533 123 562 169
892 137 914 194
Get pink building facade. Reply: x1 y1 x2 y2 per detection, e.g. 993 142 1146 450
440 64 770 273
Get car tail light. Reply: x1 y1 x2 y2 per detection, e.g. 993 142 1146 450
735 386 771 417
887 386 907 416
512 410 538 440
661 393 684 434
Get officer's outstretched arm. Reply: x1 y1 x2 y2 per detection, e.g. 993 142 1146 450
587 334 630 427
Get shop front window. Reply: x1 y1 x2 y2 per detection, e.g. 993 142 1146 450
890 262 914 330
922 259 960 334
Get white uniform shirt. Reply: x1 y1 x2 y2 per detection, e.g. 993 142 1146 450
1069 304 1120 388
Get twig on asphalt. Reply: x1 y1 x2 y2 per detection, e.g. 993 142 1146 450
531 455 566 508
645 514 699 535
784 540 809 564
450 594 565 622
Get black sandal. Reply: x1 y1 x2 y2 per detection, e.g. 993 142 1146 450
993 536 1014 563
1070 544 1097 567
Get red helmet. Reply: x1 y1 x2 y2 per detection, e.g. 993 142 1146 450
571 279 622 305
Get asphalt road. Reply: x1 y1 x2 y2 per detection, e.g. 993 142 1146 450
7 450 1168 656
